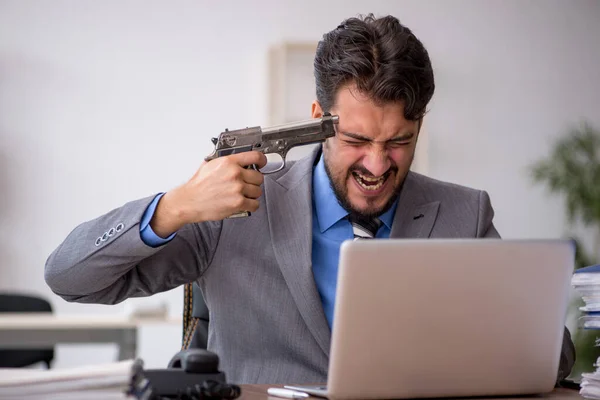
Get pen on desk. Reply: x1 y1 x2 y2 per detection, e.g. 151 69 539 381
267 387 310 399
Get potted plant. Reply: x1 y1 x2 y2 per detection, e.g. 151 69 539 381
528 121 600 379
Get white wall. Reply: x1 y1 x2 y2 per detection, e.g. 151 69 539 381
0 0 599 368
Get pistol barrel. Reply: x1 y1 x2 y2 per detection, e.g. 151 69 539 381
262 114 339 137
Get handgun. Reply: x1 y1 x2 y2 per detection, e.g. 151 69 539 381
205 113 339 218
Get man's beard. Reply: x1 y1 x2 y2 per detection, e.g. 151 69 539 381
323 160 404 220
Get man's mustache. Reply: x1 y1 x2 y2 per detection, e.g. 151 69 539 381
348 164 397 178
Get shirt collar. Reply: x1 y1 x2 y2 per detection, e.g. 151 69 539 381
313 154 349 233
378 194 398 230
312 154 398 233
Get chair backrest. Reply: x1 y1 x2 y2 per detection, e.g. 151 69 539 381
0 293 54 368
0 293 52 313
182 283 209 350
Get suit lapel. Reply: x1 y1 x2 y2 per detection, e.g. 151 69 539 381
265 149 331 358
390 172 440 238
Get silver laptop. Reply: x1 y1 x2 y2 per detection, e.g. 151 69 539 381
286 239 574 399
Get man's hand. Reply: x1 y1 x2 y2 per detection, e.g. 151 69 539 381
150 151 267 238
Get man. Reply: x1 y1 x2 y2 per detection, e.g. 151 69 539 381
45 14 575 384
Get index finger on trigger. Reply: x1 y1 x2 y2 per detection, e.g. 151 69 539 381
232 151 267 169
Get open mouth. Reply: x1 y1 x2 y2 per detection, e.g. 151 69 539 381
351 171 390 191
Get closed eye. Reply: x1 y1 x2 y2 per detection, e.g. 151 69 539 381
387 140 412 148
339 131 415 147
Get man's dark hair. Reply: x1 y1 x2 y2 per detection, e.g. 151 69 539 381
314 14 435 121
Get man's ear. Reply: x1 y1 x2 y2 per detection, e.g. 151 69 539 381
311 101 323 119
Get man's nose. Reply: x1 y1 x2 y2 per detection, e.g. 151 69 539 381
362 148 391 177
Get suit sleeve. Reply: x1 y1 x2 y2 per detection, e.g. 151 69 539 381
476 190 500 238
476 189 576 385
44 194 222 305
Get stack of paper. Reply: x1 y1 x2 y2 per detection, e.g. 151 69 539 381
573 265 600 399
572 265 600 328
0 359 150 400
581 363 600 400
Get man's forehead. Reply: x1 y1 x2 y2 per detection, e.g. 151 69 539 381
335 113 418 140
331 86 417 134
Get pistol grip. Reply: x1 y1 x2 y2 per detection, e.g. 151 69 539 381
228 211 250 218
225 163 258 219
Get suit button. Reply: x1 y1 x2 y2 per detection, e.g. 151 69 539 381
95 237 102 246
115 223 124 232
108 227 116 237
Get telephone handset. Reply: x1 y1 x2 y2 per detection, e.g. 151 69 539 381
144 349 241 399
167 349 220 373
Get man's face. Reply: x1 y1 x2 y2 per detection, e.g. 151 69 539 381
312 84 420 218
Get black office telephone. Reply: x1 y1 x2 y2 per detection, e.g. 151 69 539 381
143 349 241 400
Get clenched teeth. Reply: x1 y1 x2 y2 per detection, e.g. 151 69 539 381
352 172 386 191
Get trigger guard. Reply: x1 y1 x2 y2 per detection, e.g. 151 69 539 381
257 156 286 174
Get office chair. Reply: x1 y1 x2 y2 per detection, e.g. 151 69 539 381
182 282 209 350
0 293 54 368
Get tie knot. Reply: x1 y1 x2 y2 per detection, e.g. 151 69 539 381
348 215 382 239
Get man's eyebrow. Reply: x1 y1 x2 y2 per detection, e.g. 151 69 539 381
339 131 371 141
388 132 415 141
340 131 415 142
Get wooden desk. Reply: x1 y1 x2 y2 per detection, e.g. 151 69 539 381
238 385 582 400
0 313 181 360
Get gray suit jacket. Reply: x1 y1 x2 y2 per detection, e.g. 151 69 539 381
45 147 574 385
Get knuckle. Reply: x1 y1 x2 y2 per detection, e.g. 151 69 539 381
232 182 244 194
220 157 234 167
232 196 245 209
227 168 243 181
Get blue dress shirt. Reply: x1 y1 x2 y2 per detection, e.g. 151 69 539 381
311 154 398 329
139 154 399 329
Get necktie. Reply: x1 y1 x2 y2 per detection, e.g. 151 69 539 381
348 215 382 239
